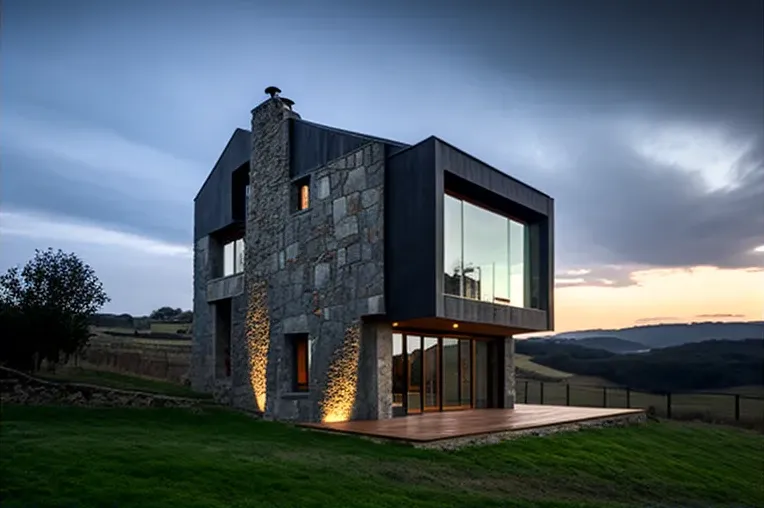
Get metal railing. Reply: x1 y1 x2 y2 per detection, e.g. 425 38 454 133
517 378 764 427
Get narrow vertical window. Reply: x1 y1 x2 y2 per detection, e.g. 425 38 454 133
293 176 311 212
291 334 310 392
299 184 310 210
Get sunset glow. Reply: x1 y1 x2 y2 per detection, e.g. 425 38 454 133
554 266 764 332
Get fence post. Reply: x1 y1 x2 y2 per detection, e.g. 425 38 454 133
603 386 607 408
566 384 571 406
666 392 672 419
735 394 740 422
524 381 528 404
540 382 545 405
626 387 631 409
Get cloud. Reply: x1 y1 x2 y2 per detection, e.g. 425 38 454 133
0 209 192 315
0 209 191 258
634 317 681 325
0 109 202 243
1 109 204 199
695 313 746 319
555 265 640 288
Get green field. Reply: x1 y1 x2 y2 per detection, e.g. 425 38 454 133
517 379 764 426
38 367 210 399
515 353 573 379
1 405 762 508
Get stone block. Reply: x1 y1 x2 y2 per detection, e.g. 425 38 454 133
314 263 331 289
367 295 385 315
333 196 347 224
344 166 366 194
317 176 330 200
347 243 361 264
361 188 379 208
286 242 299 262
283 314 308 334
335 216 359 239
337 248 347 267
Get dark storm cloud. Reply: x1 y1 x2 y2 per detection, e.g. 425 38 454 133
2 0 762 312
388 0 764 271
545 125 764 269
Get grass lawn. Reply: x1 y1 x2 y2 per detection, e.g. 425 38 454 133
2 405 763 508
37 367 210 400
516 354 573 380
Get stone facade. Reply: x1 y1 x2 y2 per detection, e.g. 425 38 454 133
190 236 215 393
239 96 390 422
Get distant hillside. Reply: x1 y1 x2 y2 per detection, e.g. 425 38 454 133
516 338 763 392
562 336 648 353
551 321 764 349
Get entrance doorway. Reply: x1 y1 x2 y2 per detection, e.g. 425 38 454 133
392 332 489 416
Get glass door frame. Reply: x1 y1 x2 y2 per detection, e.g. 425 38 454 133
393 330 489 415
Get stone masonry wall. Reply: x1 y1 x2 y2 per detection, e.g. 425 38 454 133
504 336 516 408
191 236 214 392
239 96 391 422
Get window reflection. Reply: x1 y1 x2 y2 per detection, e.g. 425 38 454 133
406 335 422 413
443 193 531 308
223 238 245 277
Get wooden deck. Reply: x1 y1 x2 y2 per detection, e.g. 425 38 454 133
300 404 645 444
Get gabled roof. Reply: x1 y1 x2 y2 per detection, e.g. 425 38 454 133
295 118 409 150
194 128 250 201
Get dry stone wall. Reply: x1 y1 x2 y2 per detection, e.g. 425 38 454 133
75 337 191 385
1 367 201 409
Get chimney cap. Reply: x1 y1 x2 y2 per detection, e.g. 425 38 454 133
281 97 295 110
264 86 282 98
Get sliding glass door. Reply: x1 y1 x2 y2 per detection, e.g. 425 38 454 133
392 332 488 415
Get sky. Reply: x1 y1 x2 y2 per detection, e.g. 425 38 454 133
1 0 762 332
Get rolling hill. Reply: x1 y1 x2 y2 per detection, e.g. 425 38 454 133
548 321 763 349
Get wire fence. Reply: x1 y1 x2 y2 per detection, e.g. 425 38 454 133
517 378 764 428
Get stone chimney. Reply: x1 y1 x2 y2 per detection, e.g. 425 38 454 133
246 87 299 280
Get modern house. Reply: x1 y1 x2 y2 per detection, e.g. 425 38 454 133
192 87 554 423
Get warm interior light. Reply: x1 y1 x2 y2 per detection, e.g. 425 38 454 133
299 184 310 210
452 323 459 329
392 322 399 327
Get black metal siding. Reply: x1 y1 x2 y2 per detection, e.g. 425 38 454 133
194 129 250 240
290 119 408 178
434 138 551 216
385 139 438 321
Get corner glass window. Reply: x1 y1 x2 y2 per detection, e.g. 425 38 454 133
443 194 530 308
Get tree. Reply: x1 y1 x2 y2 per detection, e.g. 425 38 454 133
149 306 192 322
0 248 109 371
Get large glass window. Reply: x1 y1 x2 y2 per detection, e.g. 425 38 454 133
407 336 422 413
444 193 530 308
223 238 245 276
442 338 460 409
423 337 439 411
392 333 487 415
